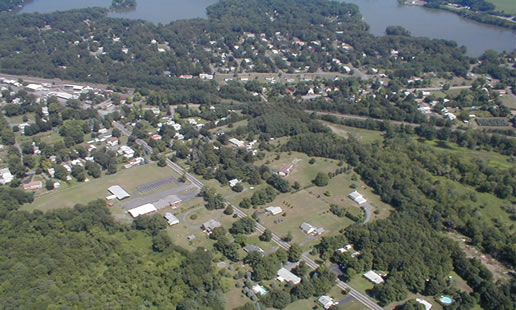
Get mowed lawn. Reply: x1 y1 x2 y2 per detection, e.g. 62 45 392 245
23 164 179 212
259 189 355 245
487 0 516 14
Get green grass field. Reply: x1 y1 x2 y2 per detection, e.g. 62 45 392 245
487 0 516 15
322 121 384 144
423 140 513 169
22 163 180 212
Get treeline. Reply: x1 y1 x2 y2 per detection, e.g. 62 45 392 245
0 196 226 309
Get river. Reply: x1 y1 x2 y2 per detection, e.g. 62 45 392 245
17 0 515 56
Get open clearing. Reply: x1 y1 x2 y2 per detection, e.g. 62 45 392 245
323 121 384 144
23 163 180 212
487 0 516 15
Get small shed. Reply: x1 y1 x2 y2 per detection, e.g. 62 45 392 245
164 213 179 226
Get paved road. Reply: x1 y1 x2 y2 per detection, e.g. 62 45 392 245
404 85 472 92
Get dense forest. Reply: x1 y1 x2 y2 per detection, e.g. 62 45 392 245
0 191 226 309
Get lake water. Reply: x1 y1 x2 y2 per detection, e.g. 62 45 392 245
343 0 515 56
17 0 516 56
18 0 218 23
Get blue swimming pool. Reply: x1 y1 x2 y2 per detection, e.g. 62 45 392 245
440 296 453 305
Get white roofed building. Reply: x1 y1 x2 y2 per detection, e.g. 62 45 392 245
363 270 384 284
164 212 179 225
0 168 14 185
349 191 367 204
108 185 130 200
277 268 301 285
265 206 283 215
128 204 157 217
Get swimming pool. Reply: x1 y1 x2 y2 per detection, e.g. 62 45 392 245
440 296 453 305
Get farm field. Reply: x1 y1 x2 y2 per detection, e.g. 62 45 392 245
22 163 180 212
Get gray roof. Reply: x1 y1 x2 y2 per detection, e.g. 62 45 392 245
243 245 264 253
108 185 130 200
202 219 221 231
154 194 182 209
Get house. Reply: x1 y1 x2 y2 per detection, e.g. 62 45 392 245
229 179 241 188
243 245 264 254
349 191 367 205
277 267 301 285
0 168 13 185
300 222 316 234
153 194 182 209
151 134 162 140
118 145 135 158
106 137 119 146
108 185 131 200
23 181 42 190
164 212 179 225
416 298 432 310
363 270 384 284
124 157 144 169
202 219 222 233
337 244 353 253
199 73 213 80
229 138 245 148
128 203 157 217
318 296 336 310
279 163 294 176
265 206 283 215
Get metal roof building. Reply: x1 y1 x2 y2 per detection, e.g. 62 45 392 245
108 185 131 200
277 267 301 285
128 203 157 218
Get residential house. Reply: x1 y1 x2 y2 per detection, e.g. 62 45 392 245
229 138 245 148
277 267 301 285
300 222 316 234
106 137 119 146
202 219 222 233
243 245 264 254
0 168 13 185
349 191 367 205
164 212 179 226
279 163 294 176
416 298 432 310
363 270 384 284
318 296 336 310
229 179 241 188
23 181 42 190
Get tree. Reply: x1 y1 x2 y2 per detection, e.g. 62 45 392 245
283 231 293 242
313 172 329 187
132 214 168 235
157 156 167 167
288 243 303 262
45 179 55 191
229 217 255 235
259 229 272 242
224 205 234 215
152 231 172 252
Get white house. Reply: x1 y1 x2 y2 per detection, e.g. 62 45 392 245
229 179 241 187
265 206 283 215
0 168 14 185
318 296 336 310
363 270 384 284
349 191 367 205
164 212 179 225
300 222 316 234
277 268 301 285
229 138 245 148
